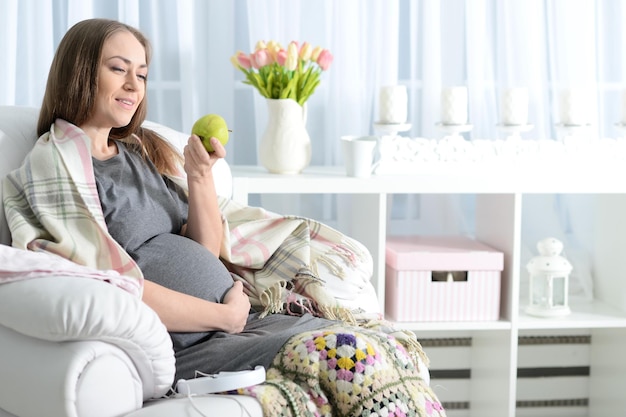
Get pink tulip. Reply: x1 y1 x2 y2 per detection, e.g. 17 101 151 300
236 51 252 69
276 49 287 66
317 49 333 70
249 53 259 69
253 49 271 67
285 42 298 71
231 40 332 104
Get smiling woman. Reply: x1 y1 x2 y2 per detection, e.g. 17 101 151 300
37 20 148 138
2 17 446 417
86 31 148 160
36 19 183 177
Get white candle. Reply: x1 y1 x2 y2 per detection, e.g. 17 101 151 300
500 87 529 125
379 85 407 124
559 88 591 126
441 86 468 125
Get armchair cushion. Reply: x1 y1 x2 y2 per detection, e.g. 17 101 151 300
0 275 175 399
0 325 146 417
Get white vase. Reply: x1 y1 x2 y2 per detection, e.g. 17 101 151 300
259 98 311 174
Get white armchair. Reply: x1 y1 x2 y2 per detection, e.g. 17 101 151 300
0 106 262 417
0 106 406 417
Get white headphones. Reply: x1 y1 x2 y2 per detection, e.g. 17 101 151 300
176 365 266 396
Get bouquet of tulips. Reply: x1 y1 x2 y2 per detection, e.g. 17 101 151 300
231 40 333 106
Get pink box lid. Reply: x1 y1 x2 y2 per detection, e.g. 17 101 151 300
386 235 504 271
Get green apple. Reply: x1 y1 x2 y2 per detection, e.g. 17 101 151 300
191 114 230 152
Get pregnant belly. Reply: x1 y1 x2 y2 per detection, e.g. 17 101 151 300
132 233 234 303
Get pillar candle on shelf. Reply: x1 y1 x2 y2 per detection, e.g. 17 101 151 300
500 87 529 125
559 88 591 126
441 86 468 125
379 85 407 124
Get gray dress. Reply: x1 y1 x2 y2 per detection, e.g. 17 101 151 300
93 142 331 381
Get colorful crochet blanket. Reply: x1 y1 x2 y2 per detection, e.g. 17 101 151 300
242 324 446 417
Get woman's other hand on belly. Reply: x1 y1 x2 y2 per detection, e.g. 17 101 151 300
221 281 251 333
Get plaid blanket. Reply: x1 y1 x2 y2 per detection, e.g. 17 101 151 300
2 119 144 296
218 199 370 321
0 243 130 288
3 119 367 319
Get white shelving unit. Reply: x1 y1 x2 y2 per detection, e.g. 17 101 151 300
230 164 626 417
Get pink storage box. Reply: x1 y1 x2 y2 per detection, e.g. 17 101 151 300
385 235 503 322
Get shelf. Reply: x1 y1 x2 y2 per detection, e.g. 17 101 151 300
386 319 512 332
230 163 626 417
231 165 626 196
391 300 626 332
517 300 626 330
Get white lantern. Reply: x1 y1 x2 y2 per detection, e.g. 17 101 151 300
526 237 572 317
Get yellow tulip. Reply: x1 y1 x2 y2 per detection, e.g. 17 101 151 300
299 42 312 61
255 40 267 51
310 46 323 61
230 54 240 69
266 40 282 61
285 41 298 71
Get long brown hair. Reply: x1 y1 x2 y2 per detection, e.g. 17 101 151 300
38 18 182 176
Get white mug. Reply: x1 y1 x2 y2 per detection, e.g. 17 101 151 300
341 135 378 178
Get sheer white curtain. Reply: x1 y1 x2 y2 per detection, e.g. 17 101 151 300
399 0 624 141
1 0 54 106
3 1 625 154
3 0 623 299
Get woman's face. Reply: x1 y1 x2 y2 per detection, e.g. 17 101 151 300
86 30 148 132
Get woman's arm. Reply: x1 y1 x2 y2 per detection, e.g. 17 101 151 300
182 135 225 256
142 279 250 333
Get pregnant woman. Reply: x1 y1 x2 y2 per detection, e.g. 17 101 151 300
3 18 445 417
